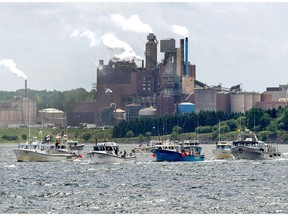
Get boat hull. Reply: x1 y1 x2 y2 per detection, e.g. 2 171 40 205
212 149 233 159
87 152 136 164
152 149 204 162
13 149 80 162
231 146 279 160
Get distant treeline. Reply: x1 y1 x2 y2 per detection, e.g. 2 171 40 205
112 107 288 140
0 88 96 112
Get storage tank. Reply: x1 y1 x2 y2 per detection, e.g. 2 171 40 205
139 106 157 117
113 108 125 121
177 102 195 114
125 103 141 121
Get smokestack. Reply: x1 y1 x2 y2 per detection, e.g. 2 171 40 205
25 79 27 98
180 39 184 75
185 37 188 76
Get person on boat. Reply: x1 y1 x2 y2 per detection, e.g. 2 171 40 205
121 150 127 157
55 140 59 149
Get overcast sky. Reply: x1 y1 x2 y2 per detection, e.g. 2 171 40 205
0 2 287 93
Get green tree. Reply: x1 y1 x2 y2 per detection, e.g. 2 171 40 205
125 130 134 138
82 133 92 141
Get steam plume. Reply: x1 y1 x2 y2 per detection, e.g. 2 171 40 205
101 33 143 62
0 59 27 80
69 29 98 47
172 25 189 37
110 14 153 33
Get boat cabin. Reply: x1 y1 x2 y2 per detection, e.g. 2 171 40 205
93 142 119 154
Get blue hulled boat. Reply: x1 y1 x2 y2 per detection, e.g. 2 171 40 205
151 139 205 162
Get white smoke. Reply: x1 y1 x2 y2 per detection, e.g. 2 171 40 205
110 13 153 34
172 25 189 37
69 29 98 47
101 33 143 62
0 59 27 80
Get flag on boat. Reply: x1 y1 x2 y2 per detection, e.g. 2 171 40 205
56 133 62 139
46 134 51 141
63 133 68 140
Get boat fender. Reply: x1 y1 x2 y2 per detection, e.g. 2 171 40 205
181 153 185 158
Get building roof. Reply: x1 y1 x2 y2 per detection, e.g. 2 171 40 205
39 108 64 113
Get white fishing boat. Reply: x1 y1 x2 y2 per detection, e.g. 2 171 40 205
87 141 136 164
212 141 234 159
12 138 82 162
64 140 85 151
132 139 163 153
231 129 281 160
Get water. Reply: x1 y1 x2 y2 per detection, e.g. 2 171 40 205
1 143 288 214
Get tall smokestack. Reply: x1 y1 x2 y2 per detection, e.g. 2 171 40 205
25 79 27 98
180 39 185 75
185 37 188 76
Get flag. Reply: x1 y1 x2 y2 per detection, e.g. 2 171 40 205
63 133 68 140
46 134 50 141
56 133 62 139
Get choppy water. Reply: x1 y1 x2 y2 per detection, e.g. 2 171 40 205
1 143 288 214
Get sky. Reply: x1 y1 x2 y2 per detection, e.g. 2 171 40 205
0 2 287 93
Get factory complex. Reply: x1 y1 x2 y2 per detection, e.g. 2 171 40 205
0 33 287 128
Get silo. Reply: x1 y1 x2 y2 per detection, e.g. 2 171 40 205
139 106 157 118
244 93 253 111
230 93 245 113
177 102 195 114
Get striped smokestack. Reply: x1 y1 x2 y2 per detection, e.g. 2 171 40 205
185 37 188 76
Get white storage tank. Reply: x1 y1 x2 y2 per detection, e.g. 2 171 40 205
139 106 157 117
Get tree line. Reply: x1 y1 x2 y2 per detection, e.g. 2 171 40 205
112 107 288 140
0 88 95 112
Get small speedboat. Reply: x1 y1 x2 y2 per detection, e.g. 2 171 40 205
87 141 136 164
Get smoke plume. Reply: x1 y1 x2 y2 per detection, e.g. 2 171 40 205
0 59 27 80
110 14 153 34
101 33 143 62
69 29 98 47
172 25 189 37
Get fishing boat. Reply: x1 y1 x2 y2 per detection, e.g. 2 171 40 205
64 140 85 151
231 129 281 160
12 138 82 162
151 139 204 162
86 141 136 164
212 141 234 159
132 139 162 153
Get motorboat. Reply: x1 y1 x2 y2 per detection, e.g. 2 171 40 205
64 140 85 151
231 129 281 160
86 141 136 164
132 139 163 153
212 141 234 159
12 138 82 162
151 139 204 162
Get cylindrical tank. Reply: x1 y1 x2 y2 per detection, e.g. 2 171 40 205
113 108 125 120
177 102 195 114
139 106 157 117
230 93 245 113
125 103 141 121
